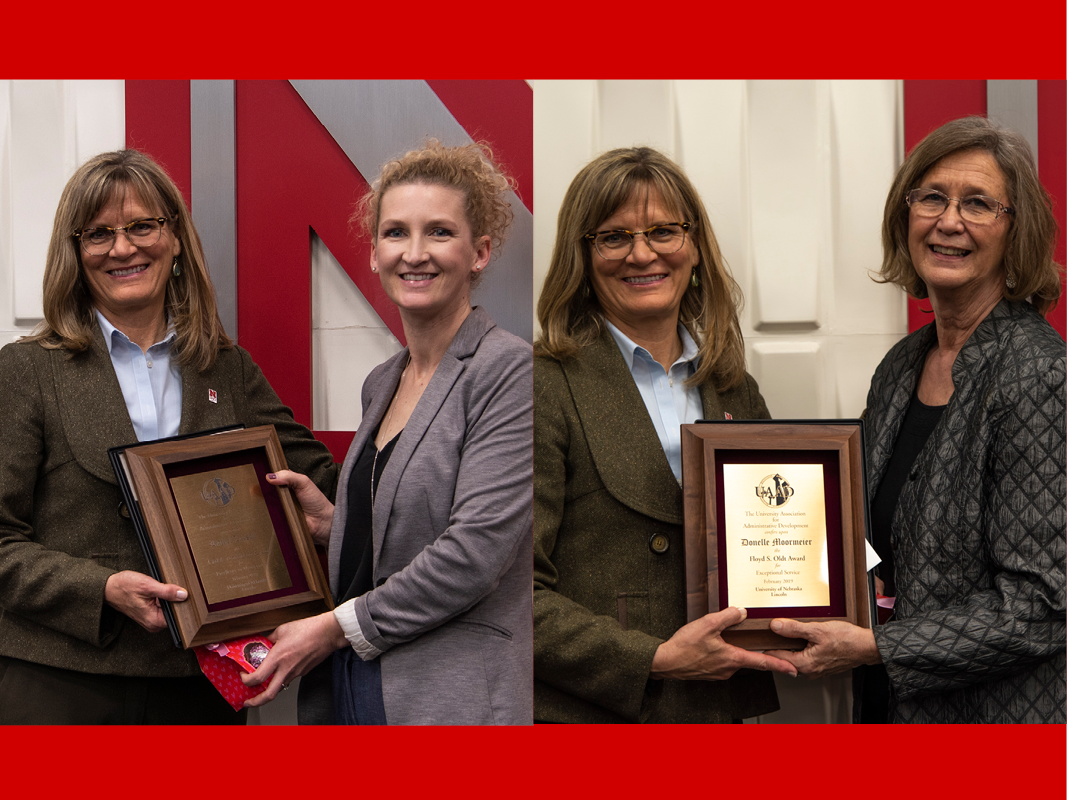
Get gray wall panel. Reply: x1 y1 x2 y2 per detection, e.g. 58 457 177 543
190 80 238 341
291 80 532 342
987 80 1039 167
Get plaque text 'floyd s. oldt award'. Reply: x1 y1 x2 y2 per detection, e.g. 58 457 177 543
723 463 829 609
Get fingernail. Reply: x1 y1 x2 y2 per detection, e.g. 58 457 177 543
267 473 276 480
176 589 188 600
770 620 782 632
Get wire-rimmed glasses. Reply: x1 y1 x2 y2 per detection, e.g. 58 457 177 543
584 222 691 260
73 217 169 255
905 189 1013 224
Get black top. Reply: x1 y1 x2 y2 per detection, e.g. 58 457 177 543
870 395 946 596
337 427 401 602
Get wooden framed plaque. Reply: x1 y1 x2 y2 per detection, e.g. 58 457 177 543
109 425 333 649
681 420 875 650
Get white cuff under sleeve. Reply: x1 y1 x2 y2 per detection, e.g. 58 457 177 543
333 599 383 661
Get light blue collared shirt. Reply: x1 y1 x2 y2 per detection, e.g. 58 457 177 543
96 310 182 442
605 320 702 484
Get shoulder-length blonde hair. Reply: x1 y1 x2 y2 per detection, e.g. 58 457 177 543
878 116 1062 313
535 146 747 392
24 149 232 371
353 138 515 288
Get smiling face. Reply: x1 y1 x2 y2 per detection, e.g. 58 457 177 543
908 148 1011 307
79 187 181 331
587 185 697 338
371 183 489 325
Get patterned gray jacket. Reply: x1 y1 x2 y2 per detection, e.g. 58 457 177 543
865 299 1066 723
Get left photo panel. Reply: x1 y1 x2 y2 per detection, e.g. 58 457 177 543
0 79 533 725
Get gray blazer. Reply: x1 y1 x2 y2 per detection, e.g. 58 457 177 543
323 307 532 725
866 299 1065 723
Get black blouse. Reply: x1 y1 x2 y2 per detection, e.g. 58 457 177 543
870 395 946 596
337 427 401 602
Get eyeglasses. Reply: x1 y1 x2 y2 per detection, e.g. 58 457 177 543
584 222 691 260
905 189 1013 224
73 217 169 255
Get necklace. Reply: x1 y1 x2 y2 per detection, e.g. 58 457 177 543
371 356 409 505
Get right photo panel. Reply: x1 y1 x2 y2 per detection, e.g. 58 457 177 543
531 80 1066 725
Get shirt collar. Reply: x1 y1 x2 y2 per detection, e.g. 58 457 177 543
95 308 176 354
604 318 699 370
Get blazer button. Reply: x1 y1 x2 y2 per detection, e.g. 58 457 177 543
118 502 131 519
649 533 670 554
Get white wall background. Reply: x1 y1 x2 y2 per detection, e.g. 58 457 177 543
533 80 909 421
532 80 909 723
1 81 126 344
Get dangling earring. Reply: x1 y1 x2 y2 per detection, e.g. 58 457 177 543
172 257 181 278
690 269 700 288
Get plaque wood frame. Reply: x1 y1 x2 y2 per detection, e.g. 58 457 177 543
110 425 333 649
681 420 874 650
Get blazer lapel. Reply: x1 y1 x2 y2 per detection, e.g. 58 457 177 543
179 360 239 435
327 349 408 597
54 325 136 486
564 329 684 525
866 324 935 490
699 382 724 420
370 309 494 560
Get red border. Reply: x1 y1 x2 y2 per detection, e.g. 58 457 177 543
2 10 1065 797
2 724 1063 797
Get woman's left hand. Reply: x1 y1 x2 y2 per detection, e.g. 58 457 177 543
241 612 349 706
265 470 335 548
764 619 882 679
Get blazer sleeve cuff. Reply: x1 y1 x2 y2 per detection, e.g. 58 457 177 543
333 599 383 661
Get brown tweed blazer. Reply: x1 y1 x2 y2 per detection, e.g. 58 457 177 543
0 325 337 678
534 328 779 723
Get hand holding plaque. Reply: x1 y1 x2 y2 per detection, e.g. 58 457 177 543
681 421 875 651
110 425 334 649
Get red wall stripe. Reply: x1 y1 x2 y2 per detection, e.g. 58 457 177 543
124 80 193 209
236 80 401 458
902 80 988 332
1037 80 1066 339
426 80 534 211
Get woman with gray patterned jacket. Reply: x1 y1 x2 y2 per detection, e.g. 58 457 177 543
768 117 1065 723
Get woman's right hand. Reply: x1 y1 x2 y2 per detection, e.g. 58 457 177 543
266 470 335 547
650 606 798 681
104 571 188 633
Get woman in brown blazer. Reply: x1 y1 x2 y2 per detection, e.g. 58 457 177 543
534 147 795 723
0 150 336 724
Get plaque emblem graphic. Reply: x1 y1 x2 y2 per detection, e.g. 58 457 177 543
756 473 794 508
201 477 236 507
